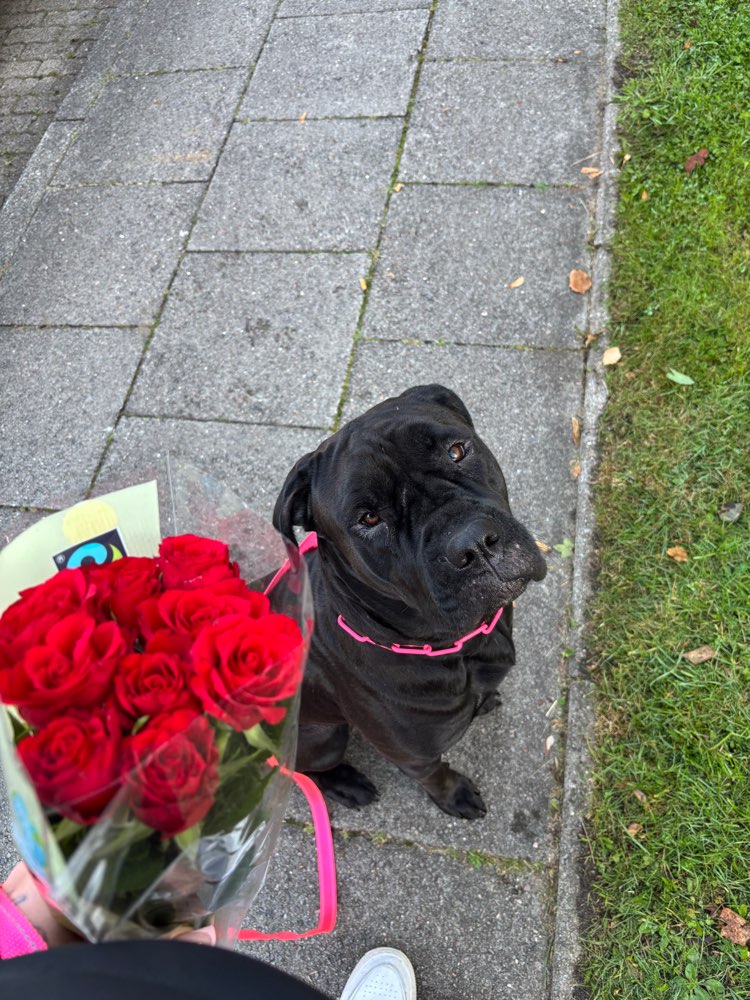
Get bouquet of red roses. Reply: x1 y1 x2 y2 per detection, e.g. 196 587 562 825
0 474 311 945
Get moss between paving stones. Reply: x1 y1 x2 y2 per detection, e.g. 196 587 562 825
584 2 750 998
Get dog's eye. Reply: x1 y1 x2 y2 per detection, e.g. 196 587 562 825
448 442 466 462
360 512 381 527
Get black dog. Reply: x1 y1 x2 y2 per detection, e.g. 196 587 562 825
273 385 546 819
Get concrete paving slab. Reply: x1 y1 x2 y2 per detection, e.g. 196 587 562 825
400 58 603 185
428 0 606 59
54 70 246 184
240 822 550 1000
0 327 147 508
282 0 430 10
0 121 75 270
190 120 401 251
115 0 277 73
241 11 428 119
0 184 201 326
100 416 327 524
128 252 367 427
363 185 592 348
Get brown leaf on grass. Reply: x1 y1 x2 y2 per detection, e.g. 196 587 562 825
685 148 709 174
535 539 552 553
508 276 525 289
581 166 603 178
666 545 689 563
715 908 750 947
569 269 592 294
641 189 648 200
627 823 643 836
571 416 582 446
633 789 648 805
683 645 716 665
602 346 622 366
684 40 693 49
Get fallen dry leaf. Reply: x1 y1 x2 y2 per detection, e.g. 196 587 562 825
641 189 648 200
571 462 581 480
508 276 525 289
666 545 689 563
569 269 592 294
602 346 622 366
622 153 632 164
572 416 582 446
545 735 555 757
627 823 643 836
716 908 750 947
683 645 716 665
299 111 308 124
581 166 603 179
535 539 552 554
684 40 693 49
685 148 709 174
584 332 601 348
633 789 648 805
393 182 403 193
359 277 368 292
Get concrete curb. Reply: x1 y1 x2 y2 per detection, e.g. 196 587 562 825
549 0 621 995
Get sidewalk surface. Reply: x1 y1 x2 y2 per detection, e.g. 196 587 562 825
0 2 618 998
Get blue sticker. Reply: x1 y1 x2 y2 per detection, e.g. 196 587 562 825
11 791 47 870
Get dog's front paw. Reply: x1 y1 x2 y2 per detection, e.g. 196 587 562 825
310 762 380 810
475 691 502 717
426 767 487 820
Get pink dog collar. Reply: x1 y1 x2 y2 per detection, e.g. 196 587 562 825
286 533 504 657
336 606 504 657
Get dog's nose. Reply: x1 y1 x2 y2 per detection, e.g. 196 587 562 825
445 518 502 569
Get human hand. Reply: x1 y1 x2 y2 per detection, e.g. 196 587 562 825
2 863 216 948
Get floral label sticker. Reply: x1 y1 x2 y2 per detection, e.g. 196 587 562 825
53 528 127 572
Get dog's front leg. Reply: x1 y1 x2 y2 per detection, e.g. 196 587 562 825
399 757 487 820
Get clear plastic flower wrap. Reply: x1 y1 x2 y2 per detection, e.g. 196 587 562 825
0 462 312 947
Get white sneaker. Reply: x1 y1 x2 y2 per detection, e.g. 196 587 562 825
339 948 417 1000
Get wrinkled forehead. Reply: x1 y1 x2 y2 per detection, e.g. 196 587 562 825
327 412 469 497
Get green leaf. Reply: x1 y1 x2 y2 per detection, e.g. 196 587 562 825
53 817 86 842
201 756 275 837
554 537 575 558
175 822 201 854
666 368 695 385
244 723 279 757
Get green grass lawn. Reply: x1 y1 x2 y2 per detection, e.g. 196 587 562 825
585 1 750 997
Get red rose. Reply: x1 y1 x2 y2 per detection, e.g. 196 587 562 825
115 644 199 722
17 705 122 825
190 613 304 730
137 586 270 641
123 711 219 836
158 535 239 590
0 570 92 652
0 612 126 728
85 557 162 629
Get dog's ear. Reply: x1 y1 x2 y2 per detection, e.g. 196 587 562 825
398 384 475 428
273 451 317 544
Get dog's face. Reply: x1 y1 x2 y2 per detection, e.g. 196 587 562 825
274 385 546 641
